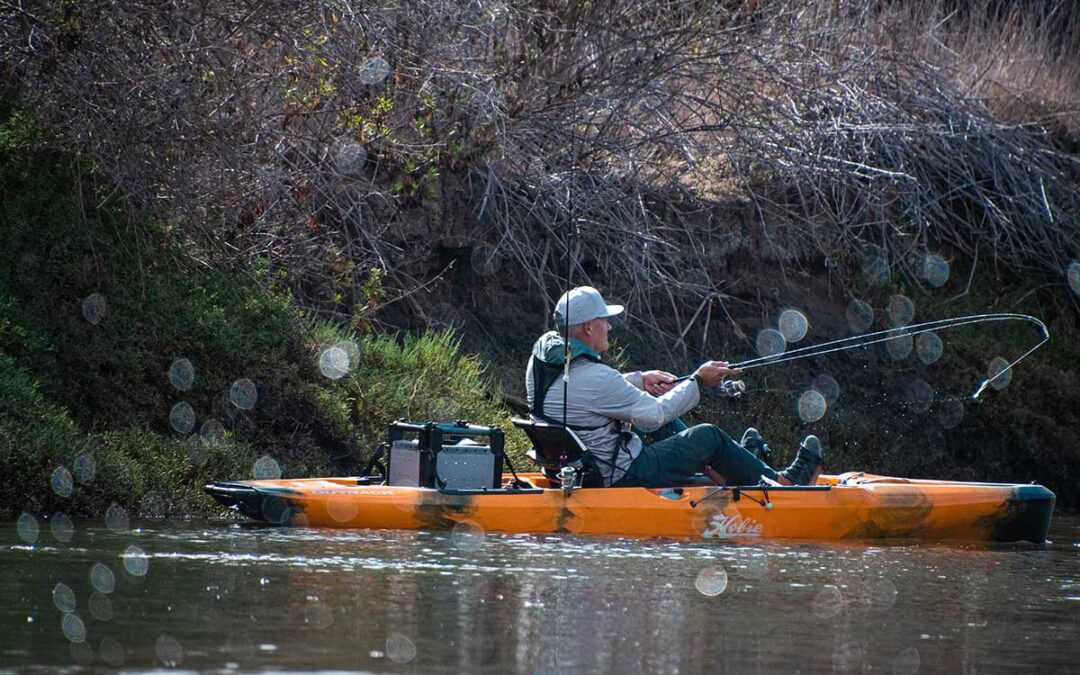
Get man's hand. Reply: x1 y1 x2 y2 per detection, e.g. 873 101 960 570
694 361 743 389
642 370 677 396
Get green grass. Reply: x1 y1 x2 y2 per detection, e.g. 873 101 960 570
0 95 526 519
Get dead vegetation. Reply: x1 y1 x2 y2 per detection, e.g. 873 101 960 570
2 0 1078 350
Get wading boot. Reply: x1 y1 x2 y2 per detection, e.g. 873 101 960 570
740 427 775 468
779 435 825 486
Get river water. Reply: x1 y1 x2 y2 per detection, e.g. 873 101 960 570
2 515 1078 673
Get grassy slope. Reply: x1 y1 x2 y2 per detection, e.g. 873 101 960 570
0 99 524 519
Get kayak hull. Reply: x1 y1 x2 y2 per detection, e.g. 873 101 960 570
203 472 1055 543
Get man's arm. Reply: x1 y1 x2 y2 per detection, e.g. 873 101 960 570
623 370 677 395
587 364 700 432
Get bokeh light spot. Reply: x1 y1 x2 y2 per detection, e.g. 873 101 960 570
155 634 184 667
200 419 226 445
304 600 334 629
833 642 864 673
694 565 729 596
73 452 96 485
797 390 828 422
70 642 93 665
886 332 913 361
922 254 950 287
51 466 74 498
811 374 840 405
169 402 196 434
926 426 947 455
326 497 358 523
813 585 844 619
334 142 367 176
846 299 873 333
89 592 114 621
90 563 116 594
386 633 417 664
358 57 391 85
168 358 195 391
778 309 809 342
470 245 503 277
897 377 934 414
916 332 943 364
451 520 487 551
887 295 915 327
99 637 125 667
51 513 74 543
62 612 87 643
185 433 207 467
16 512 39 544
139 492 166 519
229 378 258 410
893 647 921 675
105 503 129 532
253 456 282 480
755 329 787 358
82 293 107 325
935 397 964 429
52 583 77 613
988 356 1012 390
861 255 890 286
224 635 256 661
319 346 351 380
1066 261 1080 295
122 545 149 577
870 577 897 611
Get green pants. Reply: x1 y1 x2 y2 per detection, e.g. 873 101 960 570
613 422 779 488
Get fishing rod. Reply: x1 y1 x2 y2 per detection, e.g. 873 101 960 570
680 312 1049 400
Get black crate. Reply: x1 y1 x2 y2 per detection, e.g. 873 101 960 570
386 420 504 489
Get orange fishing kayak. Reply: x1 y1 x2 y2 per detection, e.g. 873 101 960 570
204 472 1055 543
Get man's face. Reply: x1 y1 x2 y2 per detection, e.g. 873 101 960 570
587 317 611 353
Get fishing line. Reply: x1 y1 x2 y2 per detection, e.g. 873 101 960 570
681 313 1049 400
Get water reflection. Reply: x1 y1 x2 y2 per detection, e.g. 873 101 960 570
0 519 1078 671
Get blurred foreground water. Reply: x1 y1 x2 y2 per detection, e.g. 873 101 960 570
2 515 1078 673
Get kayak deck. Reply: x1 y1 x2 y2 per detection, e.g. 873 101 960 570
204 472 1055 543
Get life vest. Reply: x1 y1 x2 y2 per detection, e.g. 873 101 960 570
529 332 627 487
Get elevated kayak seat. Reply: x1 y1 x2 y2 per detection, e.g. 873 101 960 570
512 417 604 487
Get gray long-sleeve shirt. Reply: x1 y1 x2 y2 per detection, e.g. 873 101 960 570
525 336 701 485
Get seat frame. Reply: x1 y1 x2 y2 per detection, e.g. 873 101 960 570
512 417 602 486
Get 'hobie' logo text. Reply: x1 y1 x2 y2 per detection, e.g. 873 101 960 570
703 514 763 539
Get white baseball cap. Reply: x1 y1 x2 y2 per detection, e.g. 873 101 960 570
553 286 624 328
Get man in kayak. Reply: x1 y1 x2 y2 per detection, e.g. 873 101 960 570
525 286 824 488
